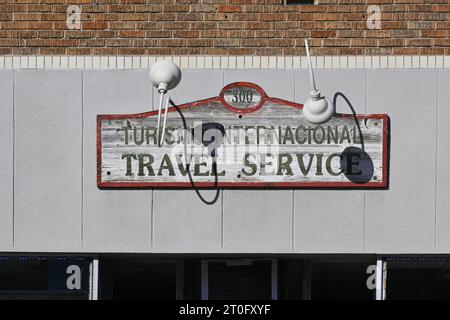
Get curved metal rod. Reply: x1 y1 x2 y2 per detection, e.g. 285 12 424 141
156 91 165 147
170 98 220 205
333 92 365 151
160 96 170 146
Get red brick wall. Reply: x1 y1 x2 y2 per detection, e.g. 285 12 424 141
0 0 449 55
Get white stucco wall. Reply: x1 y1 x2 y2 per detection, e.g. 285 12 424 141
0 68 448 254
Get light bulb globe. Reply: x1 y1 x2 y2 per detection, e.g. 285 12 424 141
303 96 335 124
150 60 182 93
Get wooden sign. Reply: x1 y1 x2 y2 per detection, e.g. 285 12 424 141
97 82 389 188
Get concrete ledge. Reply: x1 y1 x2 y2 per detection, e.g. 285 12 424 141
0 55 449 70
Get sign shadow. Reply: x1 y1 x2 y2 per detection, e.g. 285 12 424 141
333 92 374 184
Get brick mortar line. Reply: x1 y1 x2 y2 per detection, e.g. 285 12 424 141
0 55 449 69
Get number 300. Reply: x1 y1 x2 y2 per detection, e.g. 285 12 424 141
231 89 253 103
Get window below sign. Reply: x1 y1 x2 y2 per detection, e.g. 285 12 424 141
99 258 178 300
311 260 376 300
386 257 450 300
0 256 90 300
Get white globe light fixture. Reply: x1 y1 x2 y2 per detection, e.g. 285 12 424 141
303 39 335 124
150 60 182 146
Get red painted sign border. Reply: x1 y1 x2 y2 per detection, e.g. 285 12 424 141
97 82 390 189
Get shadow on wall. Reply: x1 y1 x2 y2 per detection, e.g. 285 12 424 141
334 92 374 185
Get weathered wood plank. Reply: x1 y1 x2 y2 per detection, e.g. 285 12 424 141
98 82 389 188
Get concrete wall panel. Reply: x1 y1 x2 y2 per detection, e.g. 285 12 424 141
83 70 153 252
152 70 223 253
0 71 13 250
14 71 82 251
436 70 450 252
365 70 437 253
294 70 367 253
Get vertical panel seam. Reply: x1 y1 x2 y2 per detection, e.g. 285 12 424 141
221 69 225 251
291 190 295 252
151 81 155 250
434 70 439 251
363 193 366 252
365 69 368 114
291 70 295 252
151 75 154 250
12 70 15 249
294 70 297 102
81 70 84 251
151 190 154 249
150 79 155 251
221 189 224 250
363 69 368 252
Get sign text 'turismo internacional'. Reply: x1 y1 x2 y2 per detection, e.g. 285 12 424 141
97 82 389 188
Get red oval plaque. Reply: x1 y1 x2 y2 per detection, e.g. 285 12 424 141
219 82 267 113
